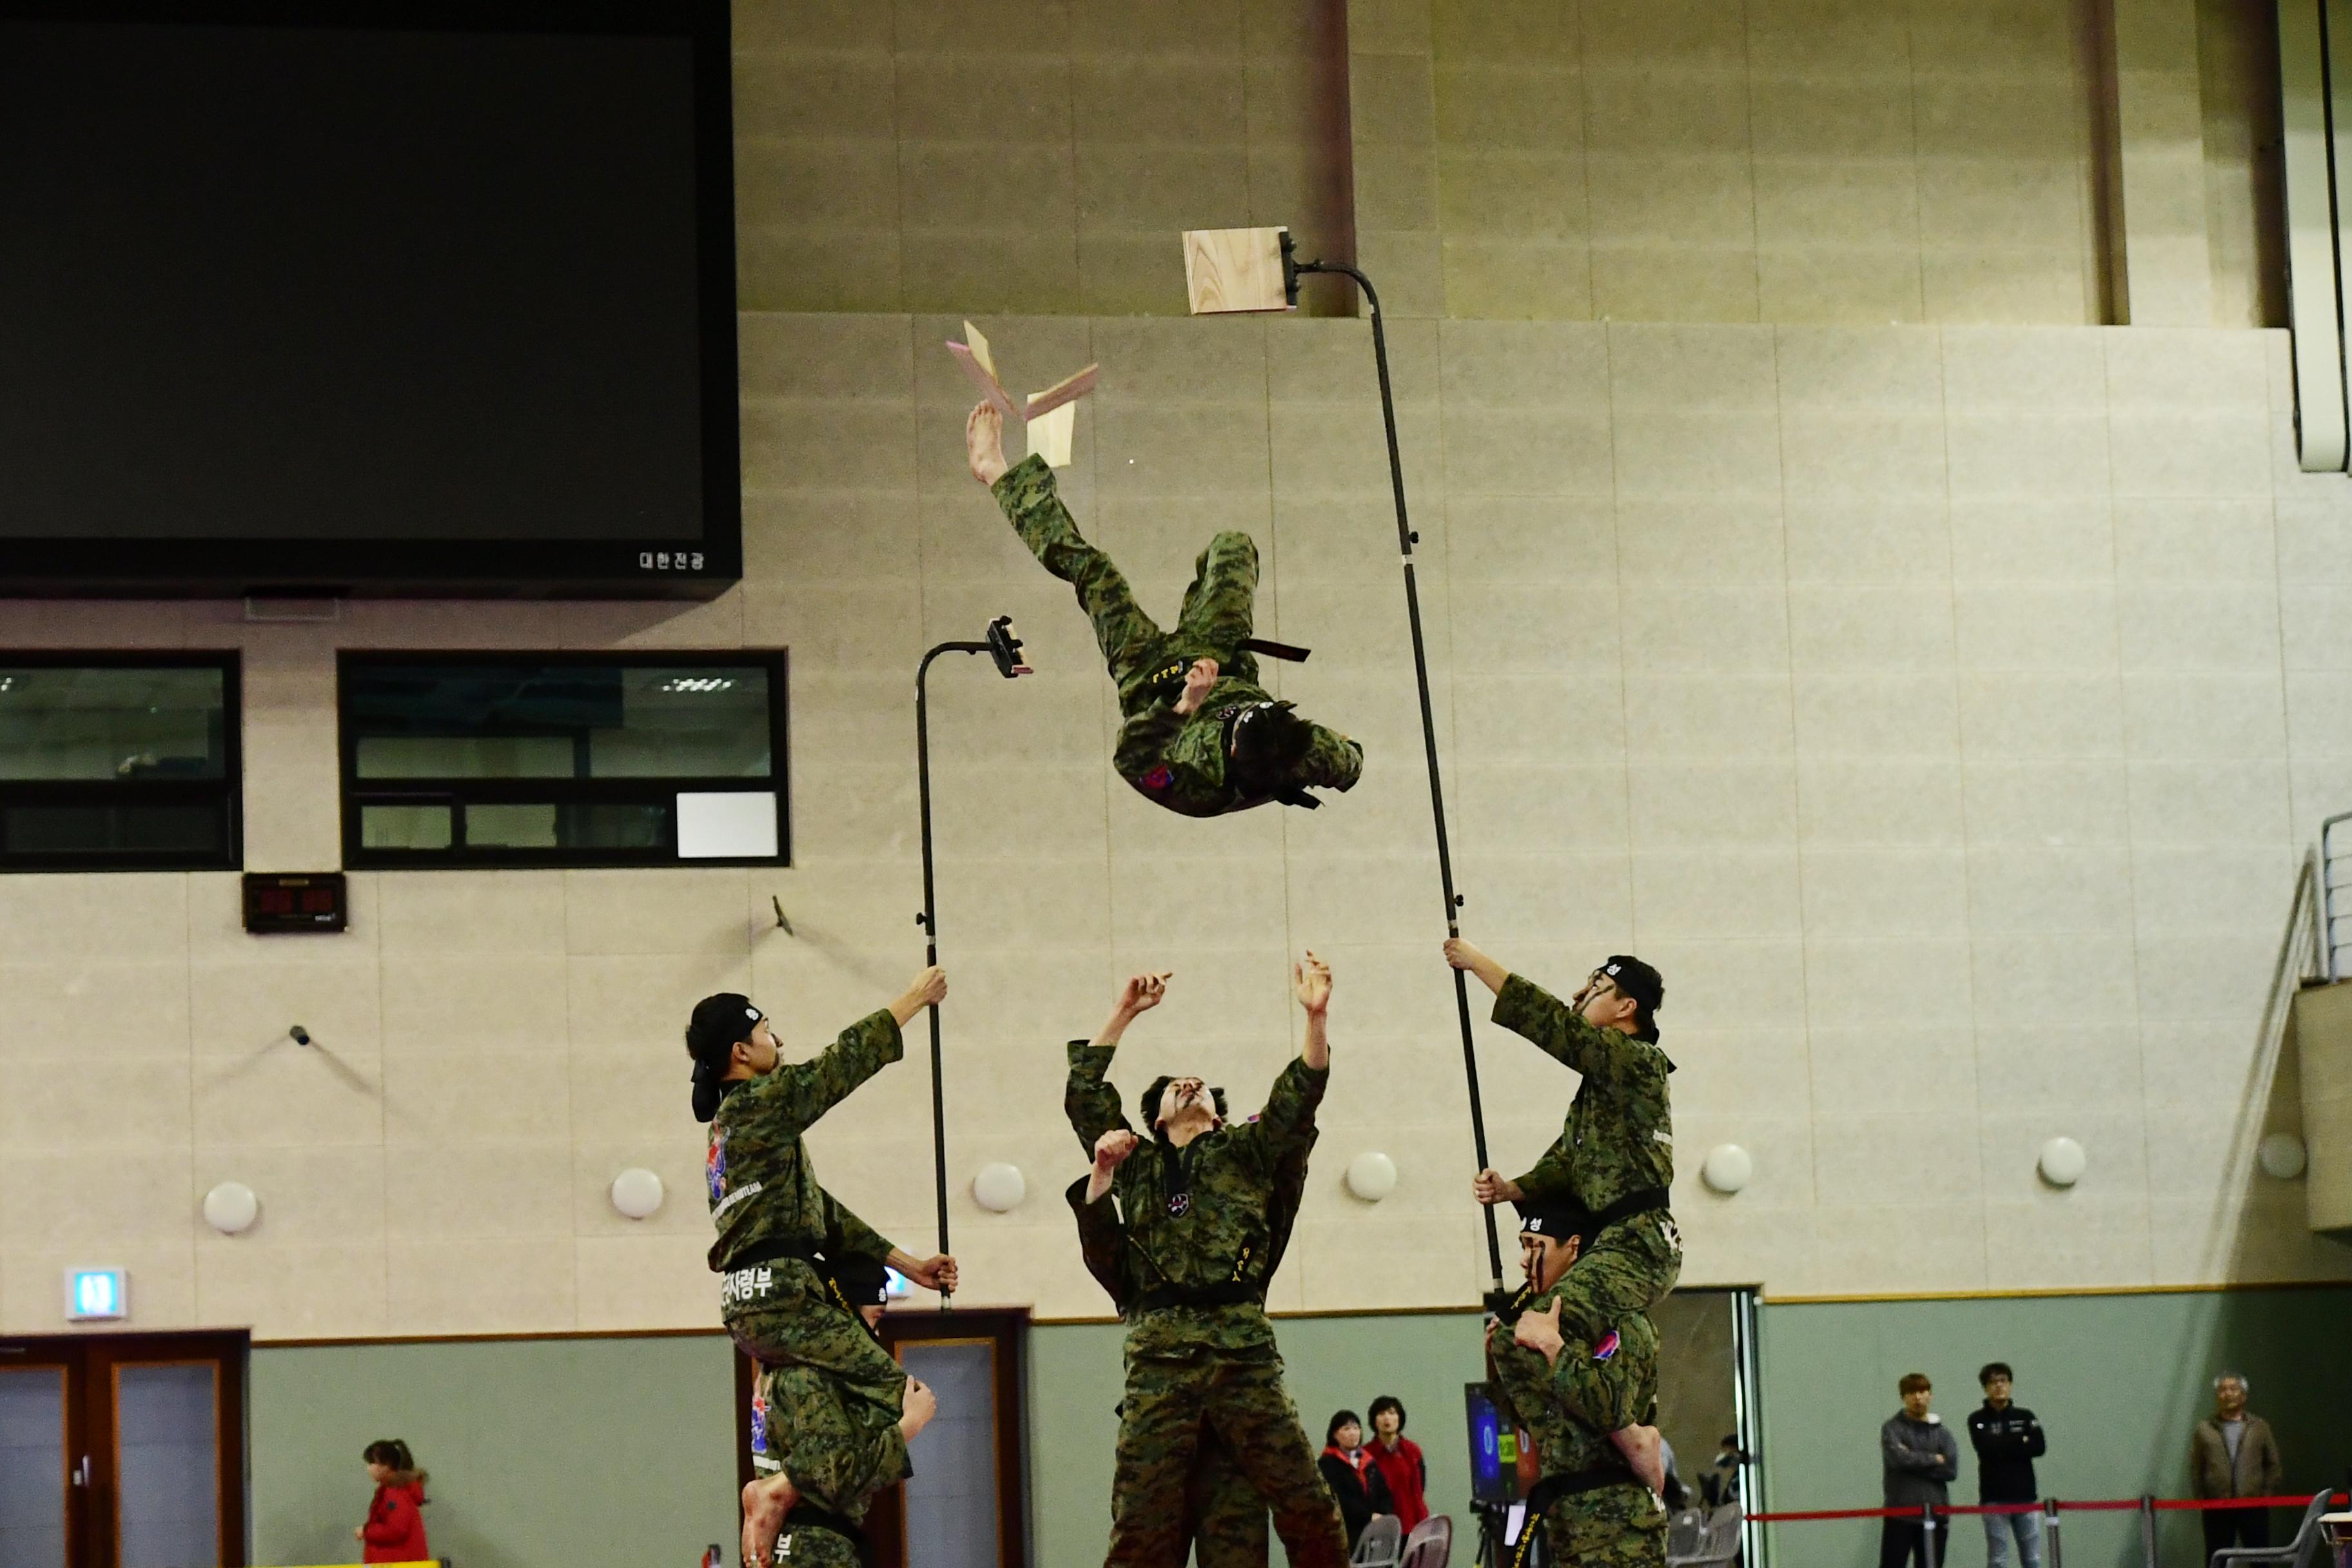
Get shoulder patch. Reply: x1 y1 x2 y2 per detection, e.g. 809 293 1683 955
1592 1329 1620 1362
1141 765 1173 791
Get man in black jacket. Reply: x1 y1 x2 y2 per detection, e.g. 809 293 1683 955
1966 1363 2047 1568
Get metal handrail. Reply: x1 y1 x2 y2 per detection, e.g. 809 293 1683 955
2324 811 2352 981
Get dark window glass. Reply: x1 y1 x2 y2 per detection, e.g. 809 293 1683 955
0 658 241 871
340 654 783 869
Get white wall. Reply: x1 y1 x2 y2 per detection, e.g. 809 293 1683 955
3 314 2347 1339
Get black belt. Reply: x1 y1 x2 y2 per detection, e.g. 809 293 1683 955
1590 1187 1671 1232
1507 1465 1645 1568
1132 1280 1263 1313
727 1242 869 1325
1240 637 1309 663
774 1504 869 1565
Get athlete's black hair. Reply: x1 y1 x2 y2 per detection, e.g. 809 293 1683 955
1137 1075 1228 1136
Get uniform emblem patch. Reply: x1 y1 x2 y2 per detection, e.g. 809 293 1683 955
749 1386 769 1455
1168 1192 1191 1218
707 1131 727 1204
1593 1330 1620 1362
1142 765 1173 791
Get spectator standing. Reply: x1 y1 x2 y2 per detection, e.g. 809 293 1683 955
1701 1435 1745 1511
355 1439 429 1565
1966 1362 2046 1568
2191 1372 2282 1559
1879 1373 1958 1568
1364 1395 1429 1532
1317 1410 1393 1552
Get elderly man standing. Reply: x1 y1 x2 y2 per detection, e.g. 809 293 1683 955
1066 955 1349 1568
2191 1371 2283 1559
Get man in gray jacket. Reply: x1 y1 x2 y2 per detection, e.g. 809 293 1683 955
2190 1371 2284 1560
1880 1372 1959 1568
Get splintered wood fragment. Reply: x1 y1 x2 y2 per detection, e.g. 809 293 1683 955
1028 400 1077 467
1024 363 1098 421
946 329 1021 423
1182 227 1290 314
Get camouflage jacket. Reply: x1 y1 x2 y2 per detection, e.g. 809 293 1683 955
1065 1043 1326 1355
705 1009 903 1275
1067 1115 1318 1313
1497 975 1674 1214
1487 1281 1658 1484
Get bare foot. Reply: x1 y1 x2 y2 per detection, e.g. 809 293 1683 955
1614 1424 1665 1495
966 402 1008 486
741 1472 796 1568
899 1376 938 1442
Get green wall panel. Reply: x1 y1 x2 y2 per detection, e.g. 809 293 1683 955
249 1335 738 1568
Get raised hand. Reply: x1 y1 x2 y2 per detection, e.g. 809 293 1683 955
966 402 1008 486
1293 950 1331 1016
907 965 948 1010
1471 1168 1522 1206
1094 1128 1140 1171
1117 971 1171 1016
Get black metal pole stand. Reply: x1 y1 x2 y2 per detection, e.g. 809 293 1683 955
914 617 1030 1309
1288 249 1504 1300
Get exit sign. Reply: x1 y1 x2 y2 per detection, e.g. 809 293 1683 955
64 1268 127 1322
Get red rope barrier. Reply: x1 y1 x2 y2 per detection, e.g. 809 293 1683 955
1746 1492 2342 1525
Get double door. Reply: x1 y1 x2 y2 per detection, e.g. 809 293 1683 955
0 1331 246 1568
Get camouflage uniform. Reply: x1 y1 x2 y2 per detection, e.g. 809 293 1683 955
991 453 1362 818
708 1009 912 1472
1486 1284 1666 1568
752 1357 906 1567
1496 975 1681 1342
1066 1041 1350 1568
1066 1090 1321 1568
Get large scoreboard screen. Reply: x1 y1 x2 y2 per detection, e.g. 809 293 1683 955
0 0 738 598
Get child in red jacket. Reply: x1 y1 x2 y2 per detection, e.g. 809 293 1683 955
355 1440 430 1564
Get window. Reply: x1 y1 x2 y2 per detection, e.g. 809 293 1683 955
0 654 241 871
338 652 787 868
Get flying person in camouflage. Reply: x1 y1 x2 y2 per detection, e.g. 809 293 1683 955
1066 954 1350 1568
743 1253 938 1567
1486 1197 1669 1568
689 973 958 1565
965 401 1362 818
1067 1046 1324 1568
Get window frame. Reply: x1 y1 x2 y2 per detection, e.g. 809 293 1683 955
335 648 790 870
0 651 244 874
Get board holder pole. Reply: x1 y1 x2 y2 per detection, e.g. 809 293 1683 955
1175 226 1507 1304
915 615 1032 1308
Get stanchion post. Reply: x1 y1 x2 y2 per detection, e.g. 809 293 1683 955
2137 1494 2157 1568
2044 1499 2063 1568
1921 1504 1936 1563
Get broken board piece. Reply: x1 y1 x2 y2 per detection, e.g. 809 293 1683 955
1182 227 1291 314
1024 362 1098 421
946 322 1021 422
1028 399 1076 467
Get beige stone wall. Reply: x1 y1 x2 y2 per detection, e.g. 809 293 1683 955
5 315 2347 1337
732 0 1356 317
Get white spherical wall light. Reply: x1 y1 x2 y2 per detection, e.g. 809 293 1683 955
2258 1132 2308 1181
973 1162 1027 1213
609 1168 666 1220
1345 1152 1398 1202
2038 1137 2087 1188
1701 1144 1753 1195
202 1181 259 1236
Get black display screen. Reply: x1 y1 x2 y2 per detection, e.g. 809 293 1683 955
0 1 737 597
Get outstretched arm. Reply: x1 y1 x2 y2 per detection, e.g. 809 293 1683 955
745 967 943 1130
1064 974 1168 1151
1248 954 1332 1159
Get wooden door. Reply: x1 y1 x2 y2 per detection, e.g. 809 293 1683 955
0 1331 247 1568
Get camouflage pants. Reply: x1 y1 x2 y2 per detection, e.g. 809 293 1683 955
1536 1484 1667 1567
751 1358 907 1508
1108 1345 1348 1568
1553 1212 1680 1348
724 1260 908 1476
770 1516 863 1567
1190 1427 1271 1568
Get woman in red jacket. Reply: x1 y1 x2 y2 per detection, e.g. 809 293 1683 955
1366 1395 1430 1532
355 1439 430 1563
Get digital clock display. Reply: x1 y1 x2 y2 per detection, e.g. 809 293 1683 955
241 872 348 934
